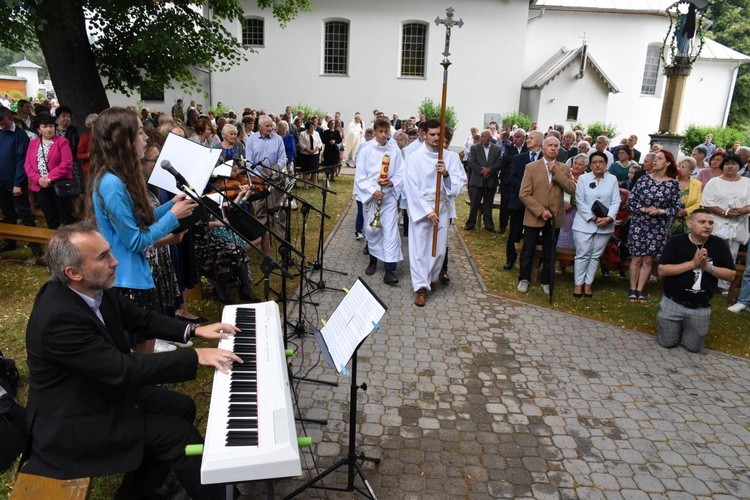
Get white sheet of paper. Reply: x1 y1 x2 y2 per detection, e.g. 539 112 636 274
212 161 233 179
319 279 386 373
148 132 223 195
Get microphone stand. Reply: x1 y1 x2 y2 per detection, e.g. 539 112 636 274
310 165 347 293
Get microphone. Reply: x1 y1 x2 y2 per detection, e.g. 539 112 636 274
239 156 266 171
161 160 194 191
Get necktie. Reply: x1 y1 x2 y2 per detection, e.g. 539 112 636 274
530 152 536 162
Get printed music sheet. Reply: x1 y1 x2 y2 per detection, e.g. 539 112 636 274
148 132 223 195
318 278 387 373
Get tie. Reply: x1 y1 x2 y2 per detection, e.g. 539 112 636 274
530 152 536 162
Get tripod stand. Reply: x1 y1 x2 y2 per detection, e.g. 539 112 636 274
284 349 379 499
309 166 347 292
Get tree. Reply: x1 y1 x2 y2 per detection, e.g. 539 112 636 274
0 0 311 128
705 0 750 127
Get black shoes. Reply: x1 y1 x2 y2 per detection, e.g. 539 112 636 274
502 262 515 271
365 260 377 276
0 241 18 253
383 271 399 285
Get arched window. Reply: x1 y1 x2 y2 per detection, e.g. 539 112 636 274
242 17 264 47
323 20 349 75
401 22 428 78
641 44 662 95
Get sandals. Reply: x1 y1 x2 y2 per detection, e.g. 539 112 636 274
628 289 638 301
637 291 648 303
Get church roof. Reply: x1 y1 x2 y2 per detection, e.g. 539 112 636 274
698 38 750 63
531 0 674 14
10 58 42 69
522 46 619 93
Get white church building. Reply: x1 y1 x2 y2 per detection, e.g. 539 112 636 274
108 0 749 149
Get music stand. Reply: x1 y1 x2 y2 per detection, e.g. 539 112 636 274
284 278 386 499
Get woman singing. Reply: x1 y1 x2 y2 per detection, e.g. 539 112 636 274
87 107 197 352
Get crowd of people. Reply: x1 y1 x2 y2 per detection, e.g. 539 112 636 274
463 123 747 352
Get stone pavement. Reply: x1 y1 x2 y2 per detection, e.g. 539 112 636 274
240 194 750 499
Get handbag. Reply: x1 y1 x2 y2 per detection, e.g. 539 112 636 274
591 200 609 218
53 178 81 197
41 142 81 197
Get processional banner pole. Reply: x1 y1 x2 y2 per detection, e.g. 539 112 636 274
432 7 463 257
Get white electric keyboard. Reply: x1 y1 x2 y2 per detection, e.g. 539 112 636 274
201 302 301 484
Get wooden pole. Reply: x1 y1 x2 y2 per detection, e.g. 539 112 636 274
431 7 463 257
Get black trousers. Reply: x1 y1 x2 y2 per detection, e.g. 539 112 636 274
0 181 42 254
117 387 223 500
498 182 511 230
505 208 525 265
465 185 496 230
518 221 559 285
36 186 75 230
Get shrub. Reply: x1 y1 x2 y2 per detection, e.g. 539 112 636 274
586 121 618 139
499 111 532 132
418 97 457 128
292 103 328 121
680 124 750 154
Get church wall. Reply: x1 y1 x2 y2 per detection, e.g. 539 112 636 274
524 8 737 154
681 59 738 135
534 64 611 131
203 0 530 141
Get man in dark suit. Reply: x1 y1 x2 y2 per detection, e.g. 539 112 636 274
23 220 241 500
612 134 641 163
499 129 528 234
391 113 402 131
504 130 543 270
517 136 576 294
465 129 502 232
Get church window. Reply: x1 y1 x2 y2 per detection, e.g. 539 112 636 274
641 44 661 95
401 22 428 77
324 20 349 75
242 17 264 47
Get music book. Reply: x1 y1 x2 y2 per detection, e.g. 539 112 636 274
148 132 223 195
315 278 387 373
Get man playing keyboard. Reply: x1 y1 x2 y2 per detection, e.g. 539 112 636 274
23 220 242 500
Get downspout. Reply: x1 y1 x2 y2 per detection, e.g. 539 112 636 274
722 62 742 126
528 7 545 24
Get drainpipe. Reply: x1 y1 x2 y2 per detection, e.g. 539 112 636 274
722 62 742 126
528 7 545 24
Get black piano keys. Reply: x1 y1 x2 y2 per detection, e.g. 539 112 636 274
227 307 259 447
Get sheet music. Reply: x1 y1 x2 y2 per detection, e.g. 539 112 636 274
148 132 223 195
319 278 387 373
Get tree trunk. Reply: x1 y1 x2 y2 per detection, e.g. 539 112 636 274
34 0 110 130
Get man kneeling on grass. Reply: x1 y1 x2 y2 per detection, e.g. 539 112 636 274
657 209 735 353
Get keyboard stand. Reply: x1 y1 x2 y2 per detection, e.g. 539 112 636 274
284 348 380 499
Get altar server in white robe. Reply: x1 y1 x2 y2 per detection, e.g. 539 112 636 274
354 117 404 284
405 119 466 306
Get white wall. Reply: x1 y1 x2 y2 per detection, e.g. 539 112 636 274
525 9 739 151
205 0 529 141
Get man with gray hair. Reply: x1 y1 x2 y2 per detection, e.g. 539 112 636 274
245 114 288 251
592 135 614 165
23 220 240 499
736 146 749 176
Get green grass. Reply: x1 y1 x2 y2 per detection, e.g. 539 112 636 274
454 192 750 359
0 177 353 498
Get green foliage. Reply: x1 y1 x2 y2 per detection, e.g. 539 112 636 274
705 1 750 127
418 97 457 128
680 124 750 154
0 0 312 97
293 103 328 120
499 111 532 131
586 121 618 139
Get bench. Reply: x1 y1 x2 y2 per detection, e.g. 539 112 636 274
0 223 55 245
728 251 746 303
9 472 91 499
514 242 629 284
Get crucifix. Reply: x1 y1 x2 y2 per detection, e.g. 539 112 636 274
431 7 463 256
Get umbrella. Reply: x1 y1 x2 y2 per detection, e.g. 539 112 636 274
548 214 555 304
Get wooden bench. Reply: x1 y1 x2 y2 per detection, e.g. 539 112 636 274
0 223 55 245
728 251 746 303
514 242 630 284
9 472 91 499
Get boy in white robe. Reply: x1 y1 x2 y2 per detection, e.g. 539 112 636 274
354 117 404 284
404 119 466 306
